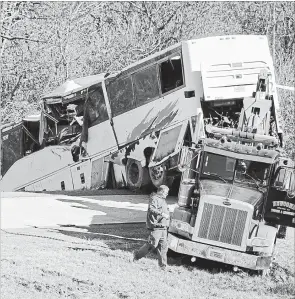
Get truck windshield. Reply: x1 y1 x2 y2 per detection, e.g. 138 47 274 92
235 159 271 188
201 152 235 182
201 152 271 187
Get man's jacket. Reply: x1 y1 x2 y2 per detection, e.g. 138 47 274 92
146 192 169 230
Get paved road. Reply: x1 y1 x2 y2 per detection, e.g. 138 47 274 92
60 194 178 225
1 192 178 229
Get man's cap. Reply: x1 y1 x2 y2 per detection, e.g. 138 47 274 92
158 185 169 194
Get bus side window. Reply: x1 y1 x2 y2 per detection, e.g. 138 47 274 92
159 54 184 94
133 65 159 106
87 86 109 127
107 77 134 117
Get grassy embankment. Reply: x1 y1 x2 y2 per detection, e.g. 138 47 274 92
1 223 294 299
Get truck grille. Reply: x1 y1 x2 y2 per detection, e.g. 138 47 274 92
198 203 247 246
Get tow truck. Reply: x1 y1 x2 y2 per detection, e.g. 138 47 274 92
167 69 295 274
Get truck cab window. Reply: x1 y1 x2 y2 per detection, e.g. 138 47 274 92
159 54 184 94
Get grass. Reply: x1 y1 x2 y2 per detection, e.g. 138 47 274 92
1 225 294 299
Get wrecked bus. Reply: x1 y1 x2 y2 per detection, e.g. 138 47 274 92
78 34 283 191
0 35 284 192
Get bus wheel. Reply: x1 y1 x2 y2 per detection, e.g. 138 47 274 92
149 164 174 188
126 159 144 189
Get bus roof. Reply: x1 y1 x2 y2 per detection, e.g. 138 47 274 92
42 73 106 103
108 35 270 80
109 42 182 80
187 35 272 71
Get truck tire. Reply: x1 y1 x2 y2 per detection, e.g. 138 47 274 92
149 163 174 188
126 159 151 189
277 225 287 239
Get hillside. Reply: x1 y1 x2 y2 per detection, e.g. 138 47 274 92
1 225 294 299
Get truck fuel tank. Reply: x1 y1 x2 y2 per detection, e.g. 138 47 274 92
169 206 193 238
178 179 195 207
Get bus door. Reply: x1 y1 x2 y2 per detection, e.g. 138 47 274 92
264 165 295 228
149 120 189 168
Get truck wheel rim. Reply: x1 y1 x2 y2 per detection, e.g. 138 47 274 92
150 165 164 181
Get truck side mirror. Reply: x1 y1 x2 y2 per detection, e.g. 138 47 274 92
178 146 190 172
178 147 200 172
273 167 295 193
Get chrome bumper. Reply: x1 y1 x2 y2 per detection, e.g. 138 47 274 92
168 233 272 270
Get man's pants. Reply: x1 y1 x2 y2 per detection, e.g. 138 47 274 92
134 229 168 268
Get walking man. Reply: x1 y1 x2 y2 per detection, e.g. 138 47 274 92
133 185 170 269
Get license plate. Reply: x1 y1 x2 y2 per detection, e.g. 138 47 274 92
208 248 225 262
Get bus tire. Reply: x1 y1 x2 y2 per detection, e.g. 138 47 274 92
126 159 144 189
149 163 174 188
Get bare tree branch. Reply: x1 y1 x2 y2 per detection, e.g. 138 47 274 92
10 74 24 101
1 34 46 43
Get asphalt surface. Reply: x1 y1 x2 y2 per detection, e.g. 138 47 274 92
1 191 178 229
57 194 178 225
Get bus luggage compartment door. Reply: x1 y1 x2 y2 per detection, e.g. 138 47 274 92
71 160 91 190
